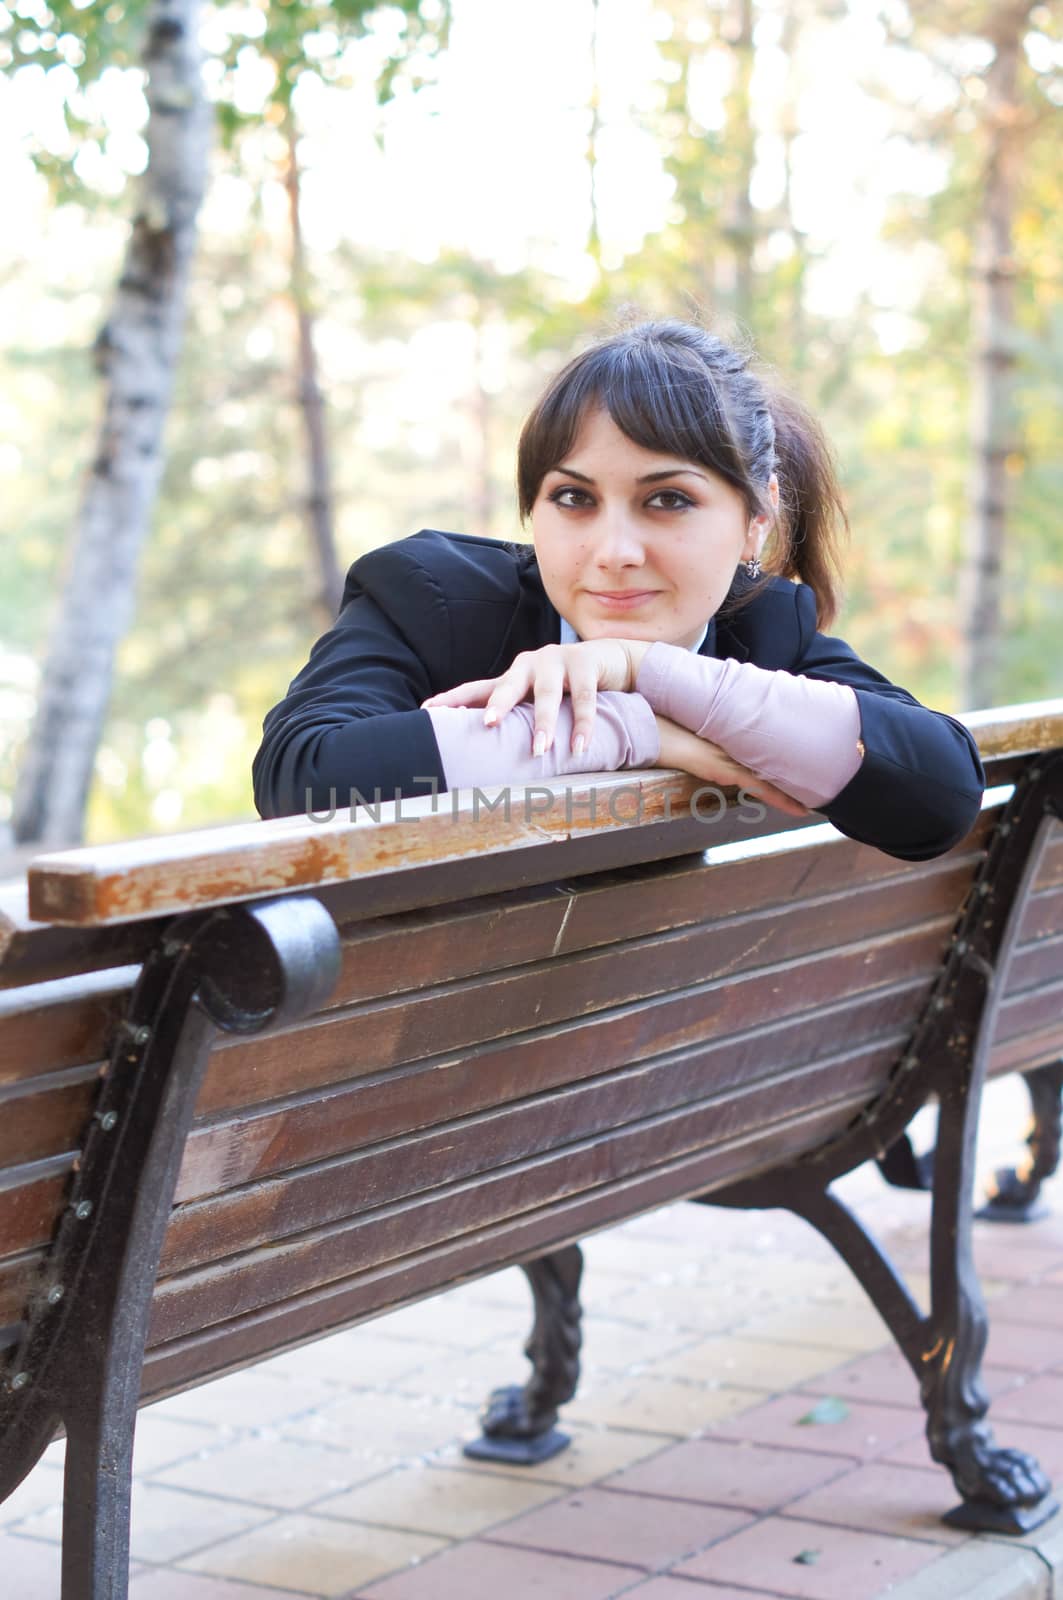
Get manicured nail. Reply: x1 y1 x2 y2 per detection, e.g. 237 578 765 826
573 734 586 755
533 730 547 756
484 709 497 727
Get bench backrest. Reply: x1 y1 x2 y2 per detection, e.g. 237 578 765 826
2 706 1062 1406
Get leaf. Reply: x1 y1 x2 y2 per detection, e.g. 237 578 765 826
797 1396 850 1425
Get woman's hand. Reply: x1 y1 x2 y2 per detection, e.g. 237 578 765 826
421 638 652 756
654 714 809 818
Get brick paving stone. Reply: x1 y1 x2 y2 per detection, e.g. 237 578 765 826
0 1461 64 1527
565 1375 763 1436
0 1531 63 1598
651 1336 843 1393
984 1373 1063 1426
674 1514 947 1599
884 1418 1063 1478
604 1279 791 1333
19 1480 274 1565
620 1583 787 1599
969 1236 1063 1282
355 1538 637 1600
781 1461 968 1545
148 1369 337 1430
976 1283 1063 1328
579 1314 706 1373
131 1413 219 1474
279 1390 474 1462
264 1332 449 1388
179 1512 445 1596
802 1348 1018 1409
390 1344 532 1406
602 1437 853 1512
435 1423 668 1487
986 1317 1063 1371
315 1460 565 1538
151 1431 376 1510
702 1392 925 1461
485 1484 750 1570
732 1301 891 1353
130 1571 322 1599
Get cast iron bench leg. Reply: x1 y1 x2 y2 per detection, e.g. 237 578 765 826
0 897 340 1600
978 1059 1063 1222
464 1244 584 1464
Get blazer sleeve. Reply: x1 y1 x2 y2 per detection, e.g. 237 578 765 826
252 545 448 820
791 584 985 861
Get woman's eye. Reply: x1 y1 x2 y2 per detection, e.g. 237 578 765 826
548 487 592 509
648 489 693 510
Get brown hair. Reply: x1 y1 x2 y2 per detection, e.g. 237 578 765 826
516 319 847 628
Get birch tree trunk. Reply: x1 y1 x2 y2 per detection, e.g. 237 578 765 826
283 115 344 626
959 2 1033 711
722 0 756 328
12 0 210 848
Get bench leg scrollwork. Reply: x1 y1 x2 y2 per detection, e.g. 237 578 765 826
0 896 340 1600
464 1244 583 1465
706 753 1063 1535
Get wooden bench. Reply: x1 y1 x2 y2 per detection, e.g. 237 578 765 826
2 701 1063 1599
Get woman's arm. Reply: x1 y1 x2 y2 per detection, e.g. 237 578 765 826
634 644 864 810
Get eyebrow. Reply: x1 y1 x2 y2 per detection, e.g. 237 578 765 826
552 465 708 484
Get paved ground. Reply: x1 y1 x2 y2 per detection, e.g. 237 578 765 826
3 1077 1063 1599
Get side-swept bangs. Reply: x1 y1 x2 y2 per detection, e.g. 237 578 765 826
516 337 751 519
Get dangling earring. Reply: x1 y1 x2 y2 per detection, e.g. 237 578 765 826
745 555 762 580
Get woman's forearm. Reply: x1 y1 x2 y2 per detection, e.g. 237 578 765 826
635 643 863 809
428 691 660 791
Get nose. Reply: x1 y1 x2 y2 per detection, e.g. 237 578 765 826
591 506 646 572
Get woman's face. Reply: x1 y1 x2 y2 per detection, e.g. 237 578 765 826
531 407 773 648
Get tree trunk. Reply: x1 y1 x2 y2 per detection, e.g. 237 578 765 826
722 0 756 327
11 0 210 849
284 115 344 626
587 0 603 265
959 3 1032 711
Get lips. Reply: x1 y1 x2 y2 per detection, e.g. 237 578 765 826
588 590 658 604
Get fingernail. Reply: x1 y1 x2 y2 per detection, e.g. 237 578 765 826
573 734 586 755
533 730 547 756
484 710 497 727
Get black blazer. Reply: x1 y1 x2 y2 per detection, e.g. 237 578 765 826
253 528 985 861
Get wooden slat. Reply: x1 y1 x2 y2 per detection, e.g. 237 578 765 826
0 1068 97 1172
0 969 134 1092
0 841 980 1099
159 1036 901 1278
0 922 945 1263
193 912 955 1121
139 1099 855 1404
323 832 989 1009
0 1163 69 1256
25 705 1059 930
148 1070 877 1347
175 978 930 1207
25 772 792 927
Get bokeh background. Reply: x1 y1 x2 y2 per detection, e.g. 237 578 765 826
1 0 1060 857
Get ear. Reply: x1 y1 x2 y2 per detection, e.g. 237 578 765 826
744 475 779 561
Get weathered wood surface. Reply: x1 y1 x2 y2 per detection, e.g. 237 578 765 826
20 702 1063 928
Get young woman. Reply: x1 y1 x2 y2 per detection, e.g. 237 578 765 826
253 320 984 861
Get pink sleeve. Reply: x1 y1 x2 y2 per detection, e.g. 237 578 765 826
635 643 864 810
427 691 660 792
